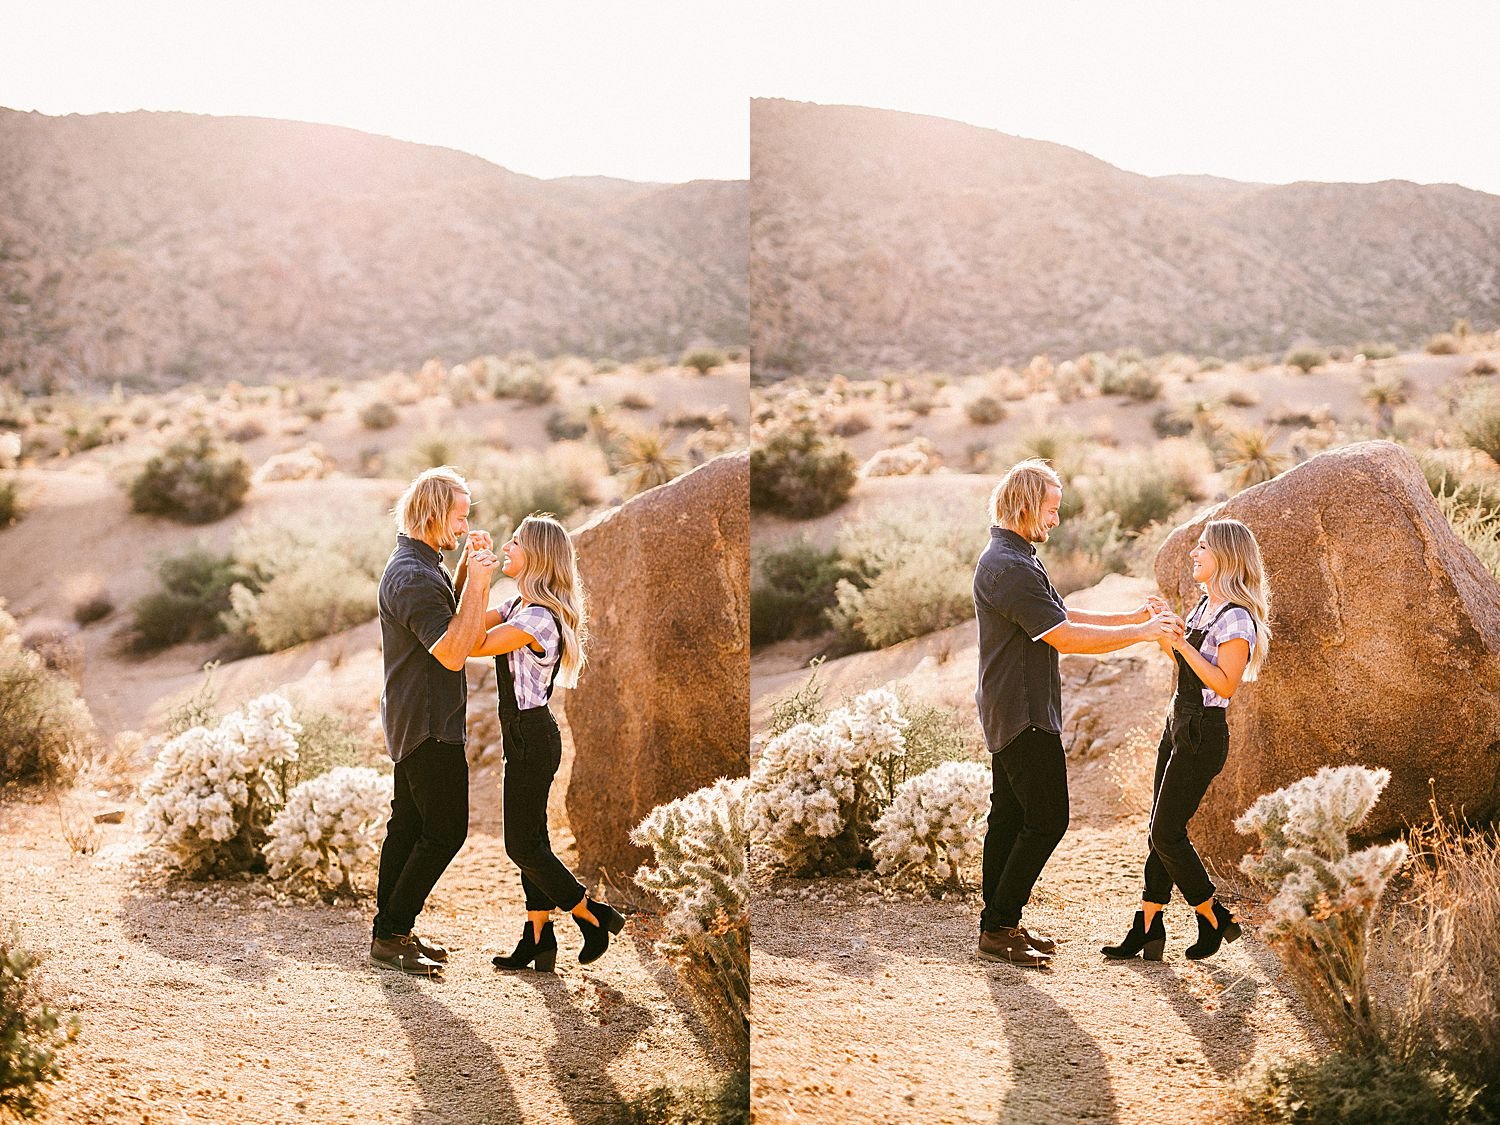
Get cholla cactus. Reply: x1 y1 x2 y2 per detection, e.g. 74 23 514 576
631 777 749 1059
138 692 302 876
871 761 990 884
747 687 908 874
1236 765 1408 1052
264 767 389 895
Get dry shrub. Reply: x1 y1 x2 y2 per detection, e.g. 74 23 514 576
0 605 95 785
1383 808 1500 1108
1426 333 1460 355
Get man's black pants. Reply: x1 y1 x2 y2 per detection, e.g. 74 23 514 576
980 726 1069 932
373 738 468 939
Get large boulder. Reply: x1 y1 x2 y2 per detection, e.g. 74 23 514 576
1155 441 1500 870
563 451 750 877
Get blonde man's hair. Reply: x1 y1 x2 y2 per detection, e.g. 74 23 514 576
395 467 469 546
1201 518 1273 681
513 514 588 689
990 460 1063 541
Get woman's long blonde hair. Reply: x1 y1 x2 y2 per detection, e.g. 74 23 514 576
1201 518 1272 680
514 514 587 689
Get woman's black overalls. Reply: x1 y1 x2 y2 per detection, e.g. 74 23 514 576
497 613 587 913
1142 595 1240 907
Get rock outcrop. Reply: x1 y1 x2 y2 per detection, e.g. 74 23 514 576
564 452 750 877
1155 441 1500 869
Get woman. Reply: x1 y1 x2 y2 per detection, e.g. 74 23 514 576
1103 518 1272 962
471 514 624 971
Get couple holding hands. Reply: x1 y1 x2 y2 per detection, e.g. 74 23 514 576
367 467 623 977
974 459 1273 967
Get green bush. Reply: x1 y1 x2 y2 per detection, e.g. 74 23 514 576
129 436 251 524
681 349 727 375
828 511 974 649
1098 361 1162 401
1151 407 1194 438
895 693 984 780
1241 1050 1482 1125
965 395 1006 425
0 933 79 1119
1081 453 1192 533
0 477 21 529
750 541 857 645
287 708 386 787
1039 511 1129 595
358 400 398 430
1458 389 1500 463
1285 347 1328 373
545 408 591 442
489 365 555 404
128 550 248 652
222 511 388 654
1357 341 1400 360
471 450 596 531
750 413 858 520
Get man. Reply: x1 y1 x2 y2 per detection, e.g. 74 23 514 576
973 459 1181 967
369 466 498 975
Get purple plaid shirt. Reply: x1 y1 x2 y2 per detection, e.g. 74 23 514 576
1186 600 1257 709
501 596 561 709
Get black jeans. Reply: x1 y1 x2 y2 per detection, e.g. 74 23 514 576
502 709 586 913
980 726 1069 932
373 738 469 939
1143 708 1229 906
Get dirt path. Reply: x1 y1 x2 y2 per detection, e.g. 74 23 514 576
3 773 734 1124
749 809 1322 1124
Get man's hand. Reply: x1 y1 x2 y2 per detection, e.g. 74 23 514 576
467 548 500 582
1138 594 1171 622
1143 611 1182 645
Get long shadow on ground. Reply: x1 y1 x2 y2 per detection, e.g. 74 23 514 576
377 973 528 1125
986 970 1121 1124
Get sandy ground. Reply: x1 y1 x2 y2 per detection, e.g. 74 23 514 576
748 576 1324 1124
3 737 737 1125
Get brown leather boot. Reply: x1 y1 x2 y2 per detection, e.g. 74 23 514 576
978 927 1052 967
410 933 450 963
370 933 443 976
1019 926 1057 954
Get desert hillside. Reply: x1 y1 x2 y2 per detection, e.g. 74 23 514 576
0 109 747 391
750 98 1500 377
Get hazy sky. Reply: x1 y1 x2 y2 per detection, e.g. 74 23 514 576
3 1 1497 192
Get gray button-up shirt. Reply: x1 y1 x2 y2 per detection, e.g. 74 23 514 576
378 534 468 763
973 527 1069 754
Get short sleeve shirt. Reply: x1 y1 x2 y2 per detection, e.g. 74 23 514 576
973 527 1069 753
377 534 468 762
1187 599 1257 709
499 596 561 710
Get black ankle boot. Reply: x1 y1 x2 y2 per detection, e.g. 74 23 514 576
574 899 625 965
1185 902 1242 960
1101 911 1166 961
492 920 557 972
